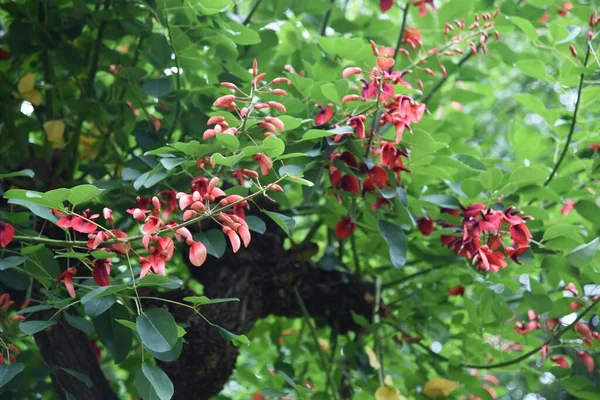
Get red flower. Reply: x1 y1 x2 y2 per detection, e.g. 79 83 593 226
509 224 532 247
463 203 485 218
56 267 77 298
589 143 600 151
474 245 507 272
448 286 465 296
142 216 163 235
335 216 355 240
340 174 360 194
561 199 574 215
577 351 595 373
557 2 573 17
0 221 15 248
189 241 208 267
348 115 366 139
380 0 393 13
539 12 549 24
0 48 11 60
565 282 579 296
550 355 570 369
315 104 333 126
413 0 436 17
402 26 423 49
362 165 389 193
371 197 391 211
93 259 111 287
417 217 434 236
253 153 273 176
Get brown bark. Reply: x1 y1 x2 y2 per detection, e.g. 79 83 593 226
155 218 374 399
34 312 118 400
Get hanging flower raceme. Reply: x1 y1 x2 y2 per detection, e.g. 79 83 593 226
413 0 436 17
54 208 100 234
93 259 111 287
0 220 14 248
439 204 533 273
403 26 423 49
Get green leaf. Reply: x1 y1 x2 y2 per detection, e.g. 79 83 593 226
210 151 246 166
94 304 132 364
262 210 296 237
194 229 226 258
0 363 25 388
18 304 55 314
574 200 600 226
142 78 171 98
245 215 266 234
19 320 58 335
567 237 600 267
421 194 460 209
50 367 92 388
182 296 239 305
8 199 58 222
516 60 550 82
217 326 250 346
277 116 304 131
479 168 503 193
509 16 538 41
215 133 240 151
0 256 27 271
81 285 128 304
321 82 340 104
137 274 183 289
83 295 117 318
452 154 486 171
0 169 34 179
301 126 353 141
377 220 407 269
135 364 174 400
116 319 138 332
263 136 285 158
136 308 179 353
64 313 93 335
68 184 104 206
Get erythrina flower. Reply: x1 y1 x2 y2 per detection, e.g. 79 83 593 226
541 345 549 363
335 216 356 240
0 221 15 248
417 217 435 236
93 259 111 287
253 153 273 176
189 241 208 267
413 0 436 17
557 2 573 17
576 351 595 373
315 104 333 126
340 174 360 194
348 115 366 139
448 286 465 296
565 282 579 296
403 26 423 49
380 0 393 13
550 355 570 369
561 199 574 215
56 267 77 298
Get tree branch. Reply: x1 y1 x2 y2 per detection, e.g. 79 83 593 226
392 2 411 66
544 41 591 186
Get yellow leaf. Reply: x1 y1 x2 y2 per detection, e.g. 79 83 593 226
375 386 406 400
364 346 380 370
18 74 35 93
43 120 66 143
15 74 43 106
423 378 459 398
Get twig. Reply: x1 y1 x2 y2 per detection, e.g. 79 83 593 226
242 0 262 25
318 0 335 36
373 277 385 385
293 287 339 400
544 41 591 186
382 264 447 289
420 49 475 103
163 6 182 142
392 2 411 66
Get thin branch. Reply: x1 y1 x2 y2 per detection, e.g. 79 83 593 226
392 2 411 66
544 41 591 186
382 264 447 289
242 0 262 25
387 294 600 370
373 277 385 385
293 287 339 400
420 49 475 104
318 0 335 36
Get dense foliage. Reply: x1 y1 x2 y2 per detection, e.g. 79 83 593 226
1 0 600 399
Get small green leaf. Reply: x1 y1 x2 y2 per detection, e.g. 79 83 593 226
0 363 25 388
194 229 226 258
480 168 503 193
19 320 58 335
567 237 600 267
137 274 183 289
509 16 538 41
245 215 266 234
263 210 296 237
135 364 174 400
64 313 93 335
94 304 132 364
68 184 104 206
421 194 460 209
377 220 407 269
210 151 246 166
116 319 138 332
136 308 179 353
0 169 35 179
0 256 27 271
215 133 240 151
217 326 250 346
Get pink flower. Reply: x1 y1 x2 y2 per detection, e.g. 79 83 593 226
142 216 163 235
577 351 595 373
550 355 570 369
561 199 574 215
103 208 113 222
253 153 273 176
380 0 393 13
315 104 333 126
189 241 208 267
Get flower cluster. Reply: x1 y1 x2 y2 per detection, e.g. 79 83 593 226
0 293 30 364
438 204 532 272
203 59 290 176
